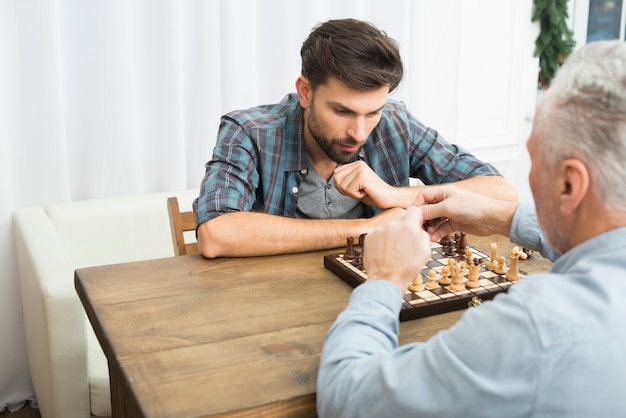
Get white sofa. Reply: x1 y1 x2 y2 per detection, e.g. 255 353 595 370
14 189 199 418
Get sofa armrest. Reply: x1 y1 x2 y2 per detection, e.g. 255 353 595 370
14 207 93 418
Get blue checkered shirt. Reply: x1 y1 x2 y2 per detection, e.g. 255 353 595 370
193 93 501 226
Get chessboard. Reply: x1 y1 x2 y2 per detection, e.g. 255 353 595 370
324 233 528 321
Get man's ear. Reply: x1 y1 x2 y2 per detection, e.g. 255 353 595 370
295 76 313 108
558 158 590 215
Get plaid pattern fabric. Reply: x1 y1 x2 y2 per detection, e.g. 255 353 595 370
193 93 500 225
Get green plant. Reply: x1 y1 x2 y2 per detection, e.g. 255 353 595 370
532 0 576 88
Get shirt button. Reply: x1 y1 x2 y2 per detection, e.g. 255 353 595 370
292 187 299 194
326 184 332 189
327 201 333 206
300 168 308 175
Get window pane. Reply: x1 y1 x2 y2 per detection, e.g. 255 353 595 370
587 0 623 42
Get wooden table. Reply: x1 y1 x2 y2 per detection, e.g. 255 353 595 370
75 235 551 418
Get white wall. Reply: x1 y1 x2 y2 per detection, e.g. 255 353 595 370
0 0 538 411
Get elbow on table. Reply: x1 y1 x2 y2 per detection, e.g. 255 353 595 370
197 221 228 258
316 359 354 418
316 374 342 418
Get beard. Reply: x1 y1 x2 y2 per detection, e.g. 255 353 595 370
535 189 570 255
306 104 362 164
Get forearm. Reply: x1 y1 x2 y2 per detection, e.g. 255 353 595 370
450 175 518 202
197 211 383 258
318 281 403 418
376 176 518 210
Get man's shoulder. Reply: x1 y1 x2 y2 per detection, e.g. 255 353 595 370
224 93 300 131
379 98 420 125
375 99 427 139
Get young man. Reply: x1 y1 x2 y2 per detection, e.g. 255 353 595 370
317 40 626 417
193 19 516 258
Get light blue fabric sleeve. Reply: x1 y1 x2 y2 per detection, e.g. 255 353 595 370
510 200 559 261
317 280 542 418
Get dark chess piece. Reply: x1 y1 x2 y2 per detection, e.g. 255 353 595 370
344 236 355 261
358 233 366 248
353 247 363 268
439 233 453 247
456 231 468 255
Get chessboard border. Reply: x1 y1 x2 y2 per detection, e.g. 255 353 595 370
324 248 527 322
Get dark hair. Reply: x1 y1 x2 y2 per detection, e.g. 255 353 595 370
300 19 403 92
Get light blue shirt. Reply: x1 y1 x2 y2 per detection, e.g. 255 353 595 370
317 202 626 417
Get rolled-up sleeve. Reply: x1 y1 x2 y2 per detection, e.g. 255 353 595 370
194 116 260 226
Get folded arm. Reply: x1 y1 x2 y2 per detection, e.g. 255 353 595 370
334 161 518 210
196 208 405 258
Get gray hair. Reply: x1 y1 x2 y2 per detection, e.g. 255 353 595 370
539 40 626 208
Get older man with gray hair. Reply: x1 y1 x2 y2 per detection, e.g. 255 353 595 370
317 40 626 417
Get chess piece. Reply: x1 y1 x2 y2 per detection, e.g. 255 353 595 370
444 236 458 256
456 231 468 255
449 263 465 292
495 255 507 275
439 233 453 247
466 258 482 288
464 248 473 262
358 233 367 248
522 247 533 259
485 242 497 271
506 246 523 281
439 265 451 285
353 247 363 268
344 237 355 261
408 275 425 292
425 269 439 289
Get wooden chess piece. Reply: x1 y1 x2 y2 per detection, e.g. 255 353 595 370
408 275 425 292
353 247 363 268
439 265 452 285
456 231 468 255
464 248 473 262
485 242 497 271
466 258 482 288
506 246 523 281
444 236 458 256
358 233 367 248
439 233 453 247
449 263 465 292
425 269 439 289
495 255 507 275
344 236 355 261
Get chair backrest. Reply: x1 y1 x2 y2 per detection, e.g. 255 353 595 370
167 197 200 256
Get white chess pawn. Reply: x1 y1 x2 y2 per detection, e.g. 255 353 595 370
439 265 452 285
495 255 507 275
425 269 439 289
408 275 425 292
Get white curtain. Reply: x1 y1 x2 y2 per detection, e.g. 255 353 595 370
0 0 421 410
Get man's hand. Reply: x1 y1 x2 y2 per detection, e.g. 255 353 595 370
363 206 431 292
414 185 518 241
334 161 410 208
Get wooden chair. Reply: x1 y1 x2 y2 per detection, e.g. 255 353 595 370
167 196 200 256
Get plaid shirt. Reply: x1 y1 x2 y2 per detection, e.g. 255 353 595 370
193 93 501 226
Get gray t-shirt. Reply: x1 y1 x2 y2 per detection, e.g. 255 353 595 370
295 166 365 219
